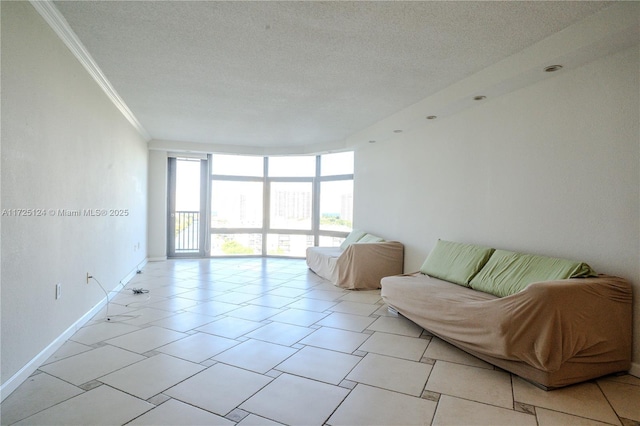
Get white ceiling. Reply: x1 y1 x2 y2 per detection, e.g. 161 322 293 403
50 1 617 152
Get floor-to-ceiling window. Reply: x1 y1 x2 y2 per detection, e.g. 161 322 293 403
210 154 264 256
209 151 353 258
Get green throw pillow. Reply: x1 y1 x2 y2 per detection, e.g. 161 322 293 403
340 229 367 250
419 240 495 287
357 234 385 243
469 250 597 297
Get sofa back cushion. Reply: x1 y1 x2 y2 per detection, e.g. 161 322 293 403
340 229 368 250
419 240 495 287
357 233 385 243
469 250 597 297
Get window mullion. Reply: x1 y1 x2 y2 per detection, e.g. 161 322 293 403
262 157 269 256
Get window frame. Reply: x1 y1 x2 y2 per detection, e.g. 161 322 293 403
209 153 354 258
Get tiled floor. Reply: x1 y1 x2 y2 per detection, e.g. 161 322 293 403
2 258 639 426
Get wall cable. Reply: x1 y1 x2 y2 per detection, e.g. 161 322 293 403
89 276 150 322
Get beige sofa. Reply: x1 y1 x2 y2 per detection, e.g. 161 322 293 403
306 230 404 290
381 240 633 389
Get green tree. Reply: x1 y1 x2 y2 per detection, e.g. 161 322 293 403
222 240 254 254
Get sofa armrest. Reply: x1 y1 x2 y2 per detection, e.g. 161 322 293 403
335 241 404 290
488 275 632 373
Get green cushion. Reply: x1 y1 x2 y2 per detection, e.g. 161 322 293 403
469 250 597 297
357 233 385 243
419 240 495 287
340 229 367 250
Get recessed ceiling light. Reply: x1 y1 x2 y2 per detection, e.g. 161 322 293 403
426 116 437 120
473 95 486 101
393 129 403 133
544 65 563 72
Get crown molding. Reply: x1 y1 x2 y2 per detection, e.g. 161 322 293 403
29 0 151 141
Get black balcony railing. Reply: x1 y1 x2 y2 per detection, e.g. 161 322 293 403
175 211 199 252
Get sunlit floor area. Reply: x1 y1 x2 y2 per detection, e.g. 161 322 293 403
2 258 639 425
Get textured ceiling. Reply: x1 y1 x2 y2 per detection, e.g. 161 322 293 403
52 1 612 151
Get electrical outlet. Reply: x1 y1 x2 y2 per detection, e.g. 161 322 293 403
56 283 61 299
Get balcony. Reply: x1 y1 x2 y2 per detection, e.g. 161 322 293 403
175 211 199 252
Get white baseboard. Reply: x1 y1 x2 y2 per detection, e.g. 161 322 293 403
0 298 106 402
119 257 149 286
0 259 149 402
148 256 167 262
629 362 640 379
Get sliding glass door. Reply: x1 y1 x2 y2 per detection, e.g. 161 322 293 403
167 156 209 257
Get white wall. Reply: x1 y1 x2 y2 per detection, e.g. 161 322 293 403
354 46 640 373
148 150 168 260
1 2 148 390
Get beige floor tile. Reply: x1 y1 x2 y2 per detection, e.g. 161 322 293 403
280 279 322 290
204 281 243 291
426 361 513 409
225 304 283 321
87 303 140 325
338 291 382 304
234 284 276 295
156 332 239 362
119 307 177 326
600 374 640 386
285 297 338 312
177 288 225 301
69 321 140 345
424 337 493 368
99 354 204 399
196 316 265 339
265 286 309 298
248 294 297 308
366 316 423 337
165 363 272 416
111 292 162 307
244 322 314 346
433 395 536 425
240 373 349 426
128 399 234 425
14 385 153 426
213 339 297 373
300 327 371 353
316 312 376 332
268 308 329 326
598 379 640 421
141 285 193 298
147 296 200 311
41 340 93 365
236 413 285 425
347 353 432 396
329 301 380 316
212 291 259 304
276 346 362 385
328 383 437 426
185 300 241 316
536 407 614 426
358 331 429 361
105 326 187 353
40 345 145 386
0 372 83 425
373 304 398 317
149 311 216 332
304 289 347 301
512 377 620 425
311 282 349 293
